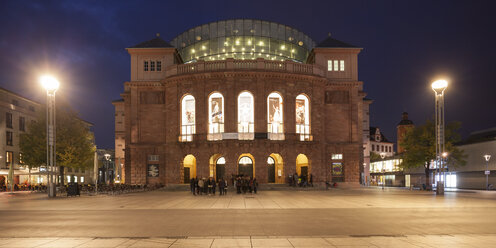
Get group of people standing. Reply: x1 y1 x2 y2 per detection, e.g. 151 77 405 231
234 176 258 194
190 178 228 196
289 173 313 187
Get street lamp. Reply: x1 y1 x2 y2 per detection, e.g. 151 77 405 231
432 79 448 195
380 152 386 190
104 153 111 184
484 154 491 190
41 75 59 198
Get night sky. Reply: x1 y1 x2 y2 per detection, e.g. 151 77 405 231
1 0 495 149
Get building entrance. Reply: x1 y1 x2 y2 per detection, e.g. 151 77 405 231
238 156 253 178
267 157 275 183
216 157 226 181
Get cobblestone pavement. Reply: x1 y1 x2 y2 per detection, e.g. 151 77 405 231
0 188 495 247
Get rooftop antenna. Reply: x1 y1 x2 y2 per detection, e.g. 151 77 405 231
156 33 160 37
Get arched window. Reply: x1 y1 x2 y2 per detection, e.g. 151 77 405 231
208 92 224 140
180 94 195 142
296 94 311 141
238 91 254 140
267 92 284 140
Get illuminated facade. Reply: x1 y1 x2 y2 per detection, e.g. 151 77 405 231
115 19 367 186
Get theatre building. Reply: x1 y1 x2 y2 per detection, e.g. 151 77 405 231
114 19 368 186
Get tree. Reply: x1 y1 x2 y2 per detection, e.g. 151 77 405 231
20 106 95 185
399 119 466 188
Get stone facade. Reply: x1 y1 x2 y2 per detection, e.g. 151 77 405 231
116 21 367 186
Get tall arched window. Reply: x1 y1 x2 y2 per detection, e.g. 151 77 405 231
208 92 224 140
267 92 284 140
180 94 195 142
296 94 311 141
238 91 254 140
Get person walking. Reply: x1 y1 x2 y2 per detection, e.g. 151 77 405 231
211 178 216 195
190 177 195 195
249 178 254 193
218 179 224 195
208 178 213 195
224 179 228 195
310 174 314 187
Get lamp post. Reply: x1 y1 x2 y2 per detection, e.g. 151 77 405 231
432 79 448 195
104 153 111 184
380 152 386 190
484 154 491 190
41 75 59 198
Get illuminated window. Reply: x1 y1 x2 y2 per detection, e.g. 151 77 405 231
267 92 284 140
208 92 224 140
238 91 254 140
150 61 155 71
327 60 345 72
296 94 311 141
80 177 84 183
156 61 161 71
180 94 196 142
332 154 343 160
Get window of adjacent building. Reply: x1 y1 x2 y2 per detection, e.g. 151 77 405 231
150 61 155 71
6 112 13 128
5 151 13 169
208 92 224 140
144 61 149 71
19 117 25 132
12 99 19 106
237 91 254 139
267 92 283 139
376 145 379 151
156 61 161 71
296 94 311 141
6 131 13 146
29 106 35 112
327 60 345 71
180 94 196 142
148 155 159 161
332 154 343 160
381 146 384 152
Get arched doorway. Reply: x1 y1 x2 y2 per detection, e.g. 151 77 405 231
267 153 284 183
238 154 254 178
182 155 196 184
216 157 226 181
296 154 311 182
208 154 224 180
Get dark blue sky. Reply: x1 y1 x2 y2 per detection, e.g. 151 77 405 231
1 0 495 148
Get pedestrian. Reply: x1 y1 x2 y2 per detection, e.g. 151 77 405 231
253 178 258 194
249 178 254 193
218 179 224 195
211 178 216 195
190 177 195 194
208 178 213 195
198 178 204 195
236 177 241 194
310 174 313 187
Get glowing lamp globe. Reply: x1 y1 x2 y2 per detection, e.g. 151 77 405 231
40 75 60 92
431 79 448 95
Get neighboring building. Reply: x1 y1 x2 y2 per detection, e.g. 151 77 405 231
0 87 41 186
112 99 125 183
451 128 496 189
362 98 373 185
0 87 95 188
397 112 414 154
115 19 368 186
369 127 394 157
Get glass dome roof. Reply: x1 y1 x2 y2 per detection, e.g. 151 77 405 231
170 19 315 63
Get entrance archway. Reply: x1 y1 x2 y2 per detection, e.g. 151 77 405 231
296 154 311 182
238 154 255 178
268 153 284 183
208 154 224 180
182 155 196 183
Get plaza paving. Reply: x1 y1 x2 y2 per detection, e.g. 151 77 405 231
0 188 495 247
